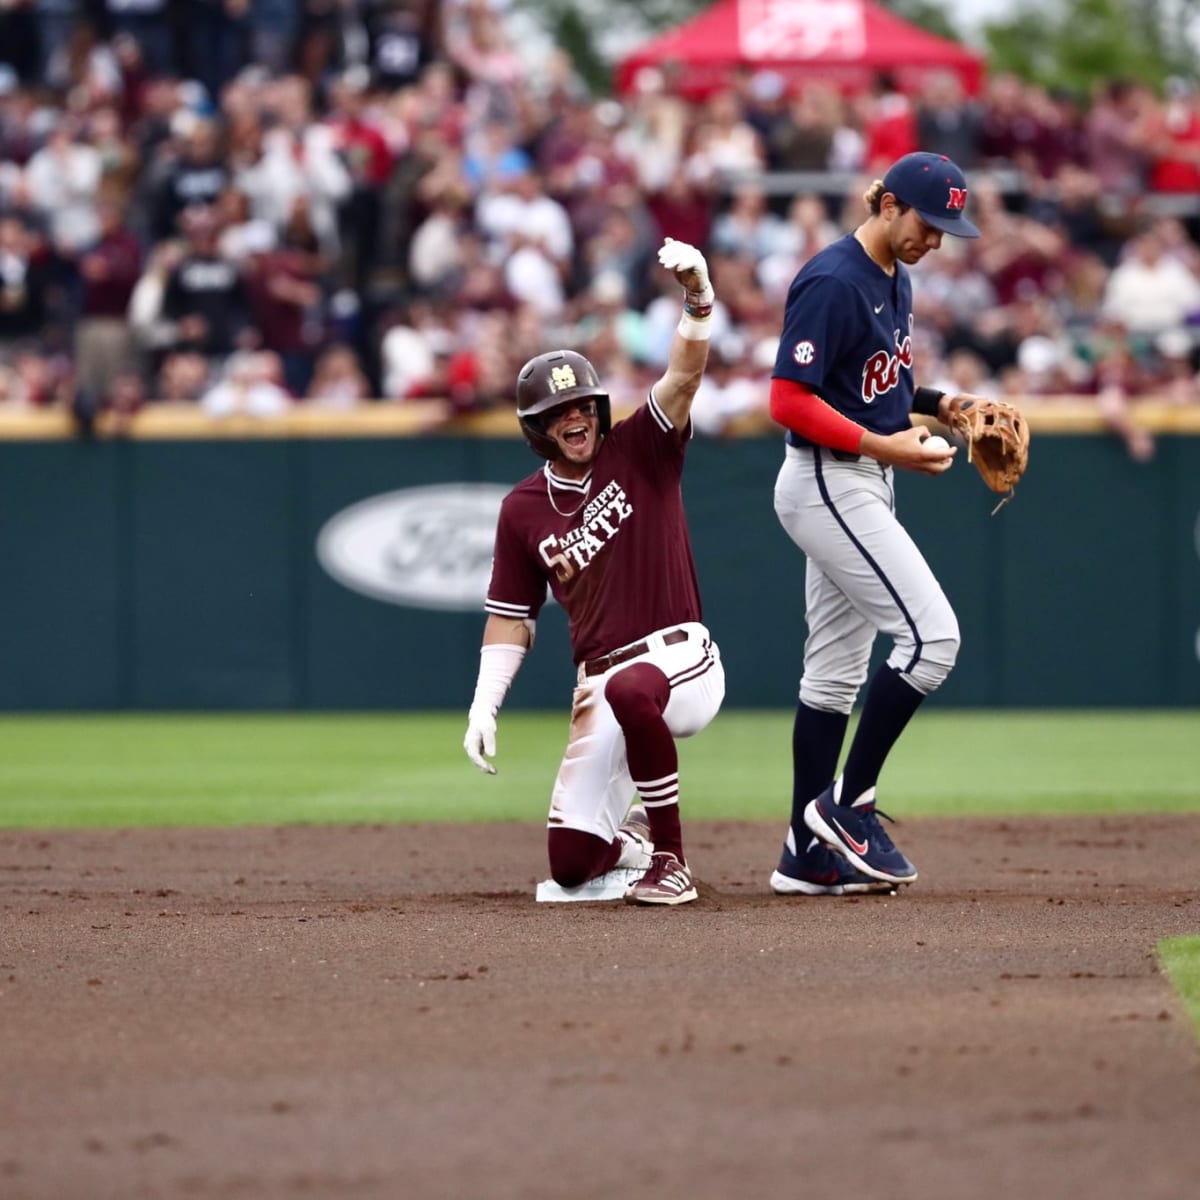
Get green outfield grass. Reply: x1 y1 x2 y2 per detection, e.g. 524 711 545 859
0 709 1197 829
1160 938 1200 1039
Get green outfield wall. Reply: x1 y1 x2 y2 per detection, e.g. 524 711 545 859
1 434 1197 709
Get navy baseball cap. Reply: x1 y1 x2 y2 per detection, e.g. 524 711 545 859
882 152 981 238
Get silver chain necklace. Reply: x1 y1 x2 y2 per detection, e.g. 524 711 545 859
545 469 590 518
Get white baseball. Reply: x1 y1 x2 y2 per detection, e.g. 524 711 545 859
923 435 951 451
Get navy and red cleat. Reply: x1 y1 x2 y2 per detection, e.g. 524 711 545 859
770 831 895 896
804 778 918 885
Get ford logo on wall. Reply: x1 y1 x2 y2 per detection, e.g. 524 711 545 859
316 483 509 611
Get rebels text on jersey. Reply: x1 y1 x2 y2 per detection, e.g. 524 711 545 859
486 396 703 664
773 234 915 435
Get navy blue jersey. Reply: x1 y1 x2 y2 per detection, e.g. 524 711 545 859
773 233 915 436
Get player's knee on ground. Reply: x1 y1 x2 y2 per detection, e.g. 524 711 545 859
897 629 961 694
604 663 669 730
547 827 619 887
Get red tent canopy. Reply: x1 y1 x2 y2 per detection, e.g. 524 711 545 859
615 0 985 99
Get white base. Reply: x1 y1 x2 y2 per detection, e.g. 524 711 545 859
535 868 644 903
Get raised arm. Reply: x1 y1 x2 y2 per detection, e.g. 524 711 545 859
652 238 715 431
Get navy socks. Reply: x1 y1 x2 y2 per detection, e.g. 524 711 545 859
790 702 849 834
839 665 926 804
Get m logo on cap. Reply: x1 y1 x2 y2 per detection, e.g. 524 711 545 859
947 187 967 212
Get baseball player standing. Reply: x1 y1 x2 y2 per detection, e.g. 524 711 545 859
766 152 982 895
463 238 726 906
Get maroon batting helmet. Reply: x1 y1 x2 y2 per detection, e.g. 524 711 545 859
515 350 611 459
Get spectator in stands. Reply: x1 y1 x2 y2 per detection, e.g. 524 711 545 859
156 348 210 402
23 115 103 255
378 296 443 401
102 0 172 78
444 0 524 123
180 0 252 103
0 0 1198 433
754 193 838 301
0 359 30 405
978 72 1044 173
475 164 573 285
74 200 142 407
970 176 1069 305
736 68 789 148
1052 248 1112 340
644 170 714 261
248 0 302 76
861 72 918 171
305 342 371 407
612 65 689 193
127 237 184 377
573 271 650 368
160 203 250 363
1090 316 1160 461
545 104 644 256
1028 86 1088 179
326 65 395 292
1148 77 1200 193
200 348 292 418
0 215 49 355
767 83 838 172
1025 161 1126 266
407 181 472 294
686 87 767 179
215 182 277 263
366 0 439 93
689 332 769 437
243 195 326 395
42 13 122 101
1083 79 1156 203
576 202 650 312
292 0 351 87
1100 222 1200 345
85 104 140 201
503 224 565 319
444 228 514 314
931 346 1001 400
237 74 351 257
710 182 787 261
12 346 72 407
915 69 982 167
1148 327 1199 403
462 118 532 193
150 116 231 243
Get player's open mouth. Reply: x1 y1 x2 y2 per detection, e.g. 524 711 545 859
562 425 589 447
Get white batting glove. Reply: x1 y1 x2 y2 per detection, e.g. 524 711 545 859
657 237 714 307
463 706 498 775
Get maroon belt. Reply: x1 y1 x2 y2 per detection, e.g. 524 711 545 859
582 628 688 678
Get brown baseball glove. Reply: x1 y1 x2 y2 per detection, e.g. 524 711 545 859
944 395 1030 513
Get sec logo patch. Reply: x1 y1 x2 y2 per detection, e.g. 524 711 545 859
793 340 816 365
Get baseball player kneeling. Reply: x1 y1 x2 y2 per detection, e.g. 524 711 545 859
463 238 726 906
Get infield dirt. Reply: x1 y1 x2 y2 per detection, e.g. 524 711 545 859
3 814 1199 1200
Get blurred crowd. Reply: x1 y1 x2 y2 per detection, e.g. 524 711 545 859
1 1 1200 458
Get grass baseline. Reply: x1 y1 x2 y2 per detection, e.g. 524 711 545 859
0 709 1196 830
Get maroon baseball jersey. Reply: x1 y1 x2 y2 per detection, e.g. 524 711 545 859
486 394 703 664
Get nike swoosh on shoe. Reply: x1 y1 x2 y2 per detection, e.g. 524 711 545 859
830 816 868 856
